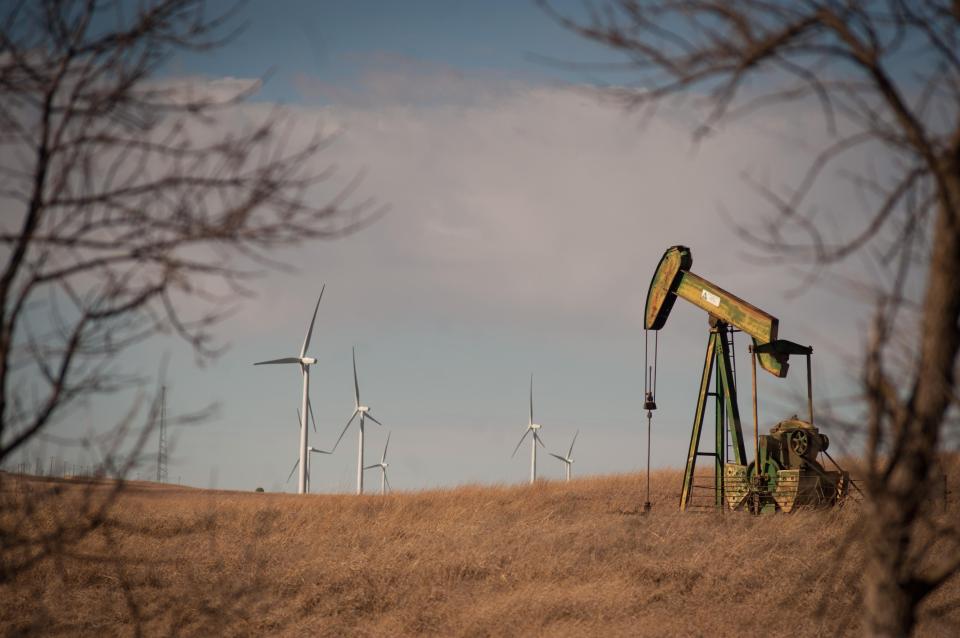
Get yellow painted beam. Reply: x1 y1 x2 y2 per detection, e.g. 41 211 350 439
675 271 778 343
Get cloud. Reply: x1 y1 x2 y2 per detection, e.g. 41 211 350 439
141 75 264 105
293 52 528 108
245 74 868 337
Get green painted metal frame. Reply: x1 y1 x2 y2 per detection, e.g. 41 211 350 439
679 321 748 511
714 335 725 507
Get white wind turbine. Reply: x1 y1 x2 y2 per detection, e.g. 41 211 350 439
284 410 333 492
254 286 324 495
511 374 545 484
332 347 384 494
286 446 333 492
364 432 392 495
549 430 579 482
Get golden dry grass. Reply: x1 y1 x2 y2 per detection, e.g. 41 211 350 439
2 463 959 637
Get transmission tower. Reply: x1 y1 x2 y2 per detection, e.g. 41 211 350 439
156 386 168 483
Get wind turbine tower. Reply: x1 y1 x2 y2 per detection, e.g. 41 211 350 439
512 374 545 484
156 386 168 483
254 286 325 495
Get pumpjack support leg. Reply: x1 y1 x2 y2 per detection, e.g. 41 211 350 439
679 323 748 511
680 331 718 510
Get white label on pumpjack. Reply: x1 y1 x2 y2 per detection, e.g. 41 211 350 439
701 289 721 307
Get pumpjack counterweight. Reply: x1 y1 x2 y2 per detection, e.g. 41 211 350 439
644 246 848 513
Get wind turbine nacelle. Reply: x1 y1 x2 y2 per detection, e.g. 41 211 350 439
531 423 541 430
358 406 370 413
301 357 317 365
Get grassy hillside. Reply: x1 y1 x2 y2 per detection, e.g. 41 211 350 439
2 464 958 637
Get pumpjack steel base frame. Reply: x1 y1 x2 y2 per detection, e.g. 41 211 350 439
679 321 748 511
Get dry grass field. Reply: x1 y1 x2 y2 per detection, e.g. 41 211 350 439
2 462 959 637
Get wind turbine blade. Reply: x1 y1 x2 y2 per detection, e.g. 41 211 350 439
529 374 534 426
296 408 301 429
300 285 325 358
381 432 391 463
534 432 545 448
384 473 391 493
568 429 579 458
308 398 318 433
352 346 360 406
286 459 299 484
511 428 531 458
366 412 384 427
363 463 379 470
333 410 358 451
254 357 301 365
548 452 567 462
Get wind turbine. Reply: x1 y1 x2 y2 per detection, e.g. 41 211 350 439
254 286 324 495
333 347 383 494
549 430 579 482
286 446 333 492
284 409 332 492
511 374 545 484
364 432 392 495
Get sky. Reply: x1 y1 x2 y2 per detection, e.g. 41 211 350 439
18 1 897 493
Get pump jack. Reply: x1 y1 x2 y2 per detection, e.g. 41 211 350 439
644 246 849 513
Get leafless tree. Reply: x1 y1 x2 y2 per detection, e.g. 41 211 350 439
0 0 377 583
540 1 960 635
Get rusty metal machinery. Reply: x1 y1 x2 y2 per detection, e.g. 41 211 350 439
644 245 849 513
725 416 848 513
